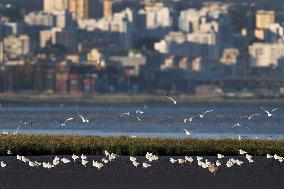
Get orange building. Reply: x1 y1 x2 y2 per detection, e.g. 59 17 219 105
68 0 89 21
103 0 112 18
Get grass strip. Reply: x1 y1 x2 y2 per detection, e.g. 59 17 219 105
0 135 283 156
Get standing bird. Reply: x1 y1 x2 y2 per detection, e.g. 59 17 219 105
267 154 273 159
1 161 6 168
130 156 137 162
239 149 247 155
72 154 79 162
217 154 224 159
132 161 139 168
169 158 177 164
81 159 88 167
142 163 151 169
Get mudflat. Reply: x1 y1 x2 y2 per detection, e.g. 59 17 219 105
0 156 282 189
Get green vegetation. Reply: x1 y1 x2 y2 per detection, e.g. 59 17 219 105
0 135 283 156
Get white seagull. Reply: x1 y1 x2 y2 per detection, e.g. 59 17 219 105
166 95 177 104
239 149 247 155
120 112 130 117
266 154 273 159
136 110 144 115
170 158 177 164
136 116 142 122
142 162 151 169
61 158 71 164
260 107 277 117
248 114 260 120
61 117 74 127
184 115 198 123
81 159 88 167
217 154 224 159
132 161 139 168
72 154 79 162
232 123 241 128
216 160 221 167
199 110 213 118
1 161 6 168
78 113 89 123
93 161 103 170
245 154 254 163
130 156 137 162
183 128 191 136
185 156 193 163
81 154 87 160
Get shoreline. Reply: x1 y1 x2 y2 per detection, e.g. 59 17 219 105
0 93 284 104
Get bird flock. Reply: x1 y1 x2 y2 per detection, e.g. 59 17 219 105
0 149 283 175
1 95 280 141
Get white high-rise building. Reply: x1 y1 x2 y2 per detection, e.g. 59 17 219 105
139 3 171 29
44 0 68 12
25 11 56 27
249 42 284 67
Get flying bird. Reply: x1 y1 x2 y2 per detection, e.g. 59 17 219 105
135 110 144 115
248 114 260 120
78 113 89 123
184 115 198 123
136 116 142 122
199 110 213 118
120 112 130 117
166 95 177 104
260 107 277 117
183 128 191 136
232 123 241 128
61 117 74 127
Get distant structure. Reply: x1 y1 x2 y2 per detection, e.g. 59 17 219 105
103 0 112 18
256 10 275 29
25 11 56 27
249 43 284 67
68 0 89 21
138 3 171 29
255 10 275 40
3 35 30 59
44 0 68 12
76 0 89 20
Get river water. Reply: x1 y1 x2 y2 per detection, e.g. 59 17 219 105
0 102 283 139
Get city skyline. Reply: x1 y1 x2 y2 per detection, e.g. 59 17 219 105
0 0 284 98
